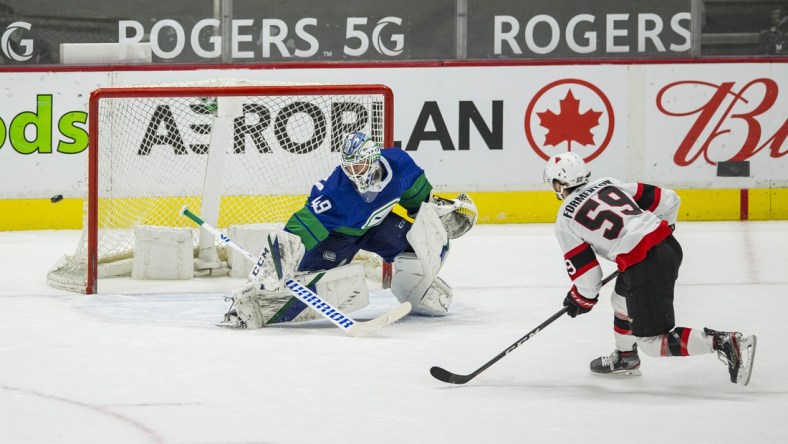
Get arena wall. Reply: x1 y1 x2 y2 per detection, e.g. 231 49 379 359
0 60 785 230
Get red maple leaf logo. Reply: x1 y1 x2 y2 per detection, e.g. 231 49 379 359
537 90 602 150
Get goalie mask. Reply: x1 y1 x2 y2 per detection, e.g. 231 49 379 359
543 152 590 200
341 132 383 202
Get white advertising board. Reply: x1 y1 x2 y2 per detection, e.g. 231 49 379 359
0 71 108 198
0 63 785 199
643 63 787 188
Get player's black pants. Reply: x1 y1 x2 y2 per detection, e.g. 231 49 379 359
614 234 683 337
298 212 412 272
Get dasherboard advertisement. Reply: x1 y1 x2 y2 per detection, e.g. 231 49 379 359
0 63 785 201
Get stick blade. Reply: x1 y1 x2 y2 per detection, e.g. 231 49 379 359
429 366 472 385
347 302 412 337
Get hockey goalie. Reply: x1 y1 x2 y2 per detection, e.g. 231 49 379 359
222 131 477 329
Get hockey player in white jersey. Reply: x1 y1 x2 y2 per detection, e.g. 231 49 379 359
543 152 756 385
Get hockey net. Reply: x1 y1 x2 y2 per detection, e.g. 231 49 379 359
47 80 393 294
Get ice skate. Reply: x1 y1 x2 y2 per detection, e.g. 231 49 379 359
705 328 757 386
590 344 642 376
216 309 246 329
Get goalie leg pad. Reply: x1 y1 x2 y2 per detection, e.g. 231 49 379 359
287 263 370 323
416 276 453 316
391 252 453 316
231 282 290 329
230 263 370 328
392 203 452 316
405 200 450 288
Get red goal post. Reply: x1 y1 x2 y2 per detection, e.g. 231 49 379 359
47 80 394 294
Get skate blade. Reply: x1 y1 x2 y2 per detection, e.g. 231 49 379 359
590 368 642 377
216 322 244 329
216 318 245 329
737 335 757 386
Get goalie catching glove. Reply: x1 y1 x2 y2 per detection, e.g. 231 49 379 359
430 193 478 239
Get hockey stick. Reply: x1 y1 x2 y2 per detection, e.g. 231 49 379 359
180 206 411 336
430 271 619 384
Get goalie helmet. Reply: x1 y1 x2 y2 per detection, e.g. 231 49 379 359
340 132 382 200
543 152 590 200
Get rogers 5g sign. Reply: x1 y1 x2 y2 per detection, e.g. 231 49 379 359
1 21 35 62
466 1 694 59
118 17 405 60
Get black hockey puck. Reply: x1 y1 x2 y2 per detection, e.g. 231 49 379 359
50 194 64 203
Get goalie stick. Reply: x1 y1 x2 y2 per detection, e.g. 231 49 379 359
180 206 411 337
430 271 619 384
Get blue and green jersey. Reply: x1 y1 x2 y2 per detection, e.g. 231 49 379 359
285 148 432 250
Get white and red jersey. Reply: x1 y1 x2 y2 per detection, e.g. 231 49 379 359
554 177 680 299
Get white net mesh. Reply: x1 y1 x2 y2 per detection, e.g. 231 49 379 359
47 81 390 293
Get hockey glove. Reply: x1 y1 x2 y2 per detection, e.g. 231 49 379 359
249 231 305 291
431 193 478 239
563 287 598 318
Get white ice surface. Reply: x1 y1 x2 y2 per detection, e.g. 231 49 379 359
0 221 786 444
